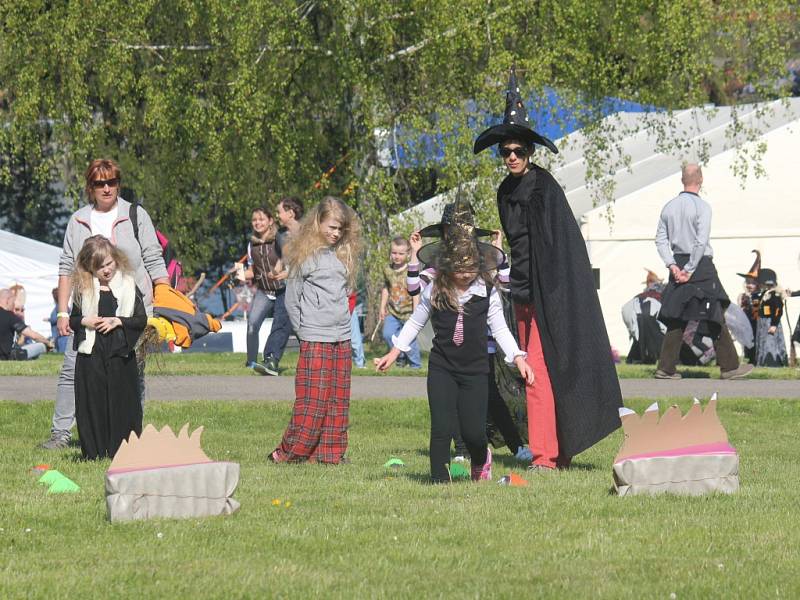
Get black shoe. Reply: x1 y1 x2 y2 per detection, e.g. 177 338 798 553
251 362 270 376
263 355 279 376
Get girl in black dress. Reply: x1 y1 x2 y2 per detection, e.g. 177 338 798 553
70 235 146 459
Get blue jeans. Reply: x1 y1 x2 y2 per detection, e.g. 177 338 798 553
383 314 421 368
264 289 292 361
350 306 365 368
246 288 276 365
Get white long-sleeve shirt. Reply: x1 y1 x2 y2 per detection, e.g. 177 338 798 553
392 279 526 364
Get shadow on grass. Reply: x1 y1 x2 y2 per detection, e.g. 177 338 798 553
676 370 713 379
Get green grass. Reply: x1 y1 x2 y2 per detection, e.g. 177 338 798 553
2 396 800 598
2 351 798 379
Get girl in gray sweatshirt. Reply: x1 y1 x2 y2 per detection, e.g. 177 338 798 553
270 197 362 465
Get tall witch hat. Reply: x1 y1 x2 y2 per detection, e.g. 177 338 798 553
418 196 495 239
417 193 505 272
473 65 559 155
736 250 761 279
642 269 664 286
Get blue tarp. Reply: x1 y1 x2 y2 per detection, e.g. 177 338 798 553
389 88 656 167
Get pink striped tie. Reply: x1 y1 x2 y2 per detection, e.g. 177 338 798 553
453 305 464 346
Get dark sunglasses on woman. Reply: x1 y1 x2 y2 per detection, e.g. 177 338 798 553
498 146 529 159
91 178 120 189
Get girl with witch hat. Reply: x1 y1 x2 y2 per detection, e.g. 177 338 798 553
736 250 761 364
473 65 623 470
375 196 534 483
753 267 789 367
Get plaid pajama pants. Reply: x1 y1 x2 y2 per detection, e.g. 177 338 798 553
274 340 351 463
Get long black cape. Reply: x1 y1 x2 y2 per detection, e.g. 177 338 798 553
497 166 622 458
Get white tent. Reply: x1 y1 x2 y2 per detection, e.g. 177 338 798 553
0 229 60 337
581 99 800 353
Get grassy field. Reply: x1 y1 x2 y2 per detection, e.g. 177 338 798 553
2 351 798 379
2 396 799 598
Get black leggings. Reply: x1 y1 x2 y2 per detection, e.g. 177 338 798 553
451 359 523 458
427 365 488 483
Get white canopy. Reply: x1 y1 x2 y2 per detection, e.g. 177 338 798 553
0 229 61 337
582 100 800 352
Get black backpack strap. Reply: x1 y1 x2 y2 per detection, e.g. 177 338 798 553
129 200 141 247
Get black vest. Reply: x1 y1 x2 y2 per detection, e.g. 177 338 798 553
429 289 490 375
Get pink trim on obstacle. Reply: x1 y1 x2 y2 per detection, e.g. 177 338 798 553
615 442 737 464
106 461 232 475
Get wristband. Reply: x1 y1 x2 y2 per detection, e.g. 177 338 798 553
57 312 70 319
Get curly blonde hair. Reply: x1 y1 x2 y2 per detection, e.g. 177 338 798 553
283 196 362 288
72 235 133 306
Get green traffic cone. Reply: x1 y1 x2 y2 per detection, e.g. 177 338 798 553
38 470 66 485
448 463 470 481
47 477 80 494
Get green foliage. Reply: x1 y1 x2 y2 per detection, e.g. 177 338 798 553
0 1 794 296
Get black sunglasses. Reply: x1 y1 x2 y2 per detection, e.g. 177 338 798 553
91 178 120 189
498 146 529 159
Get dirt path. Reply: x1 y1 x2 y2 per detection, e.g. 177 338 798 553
1 375 798 403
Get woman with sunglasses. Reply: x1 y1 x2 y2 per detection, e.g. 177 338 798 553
41 158 169 450
473 67 622 472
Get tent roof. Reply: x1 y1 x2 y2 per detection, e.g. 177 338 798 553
0 228 61 264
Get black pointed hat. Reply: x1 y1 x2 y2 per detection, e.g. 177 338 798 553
756 268 777 287
737 250 761 279
418 196 495 239
417 193 505 272
473 65 558 155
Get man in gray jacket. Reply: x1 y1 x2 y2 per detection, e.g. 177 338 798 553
654 163 752 380
41 159 168 449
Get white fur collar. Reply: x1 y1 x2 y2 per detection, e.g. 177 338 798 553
77 272 136 354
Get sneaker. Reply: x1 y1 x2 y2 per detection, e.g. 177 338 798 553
720 363 754 380
452 455 467 463
471 447 492 481
263 355 279 376
40 432 70 450
654 369 681 380
515 446 533 462
251 362 270 376
527 463 556 472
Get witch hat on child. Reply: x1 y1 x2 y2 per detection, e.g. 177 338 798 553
473 65 559 155
757 268 778 287
417 190 505 272
642 268 664 287
418 196 495 239
737 250 761 279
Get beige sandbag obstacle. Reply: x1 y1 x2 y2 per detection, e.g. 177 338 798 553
613 393 739 496
105 424 240 522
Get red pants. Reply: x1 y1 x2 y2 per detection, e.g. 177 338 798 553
515 303 566 468
275 340 351 463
